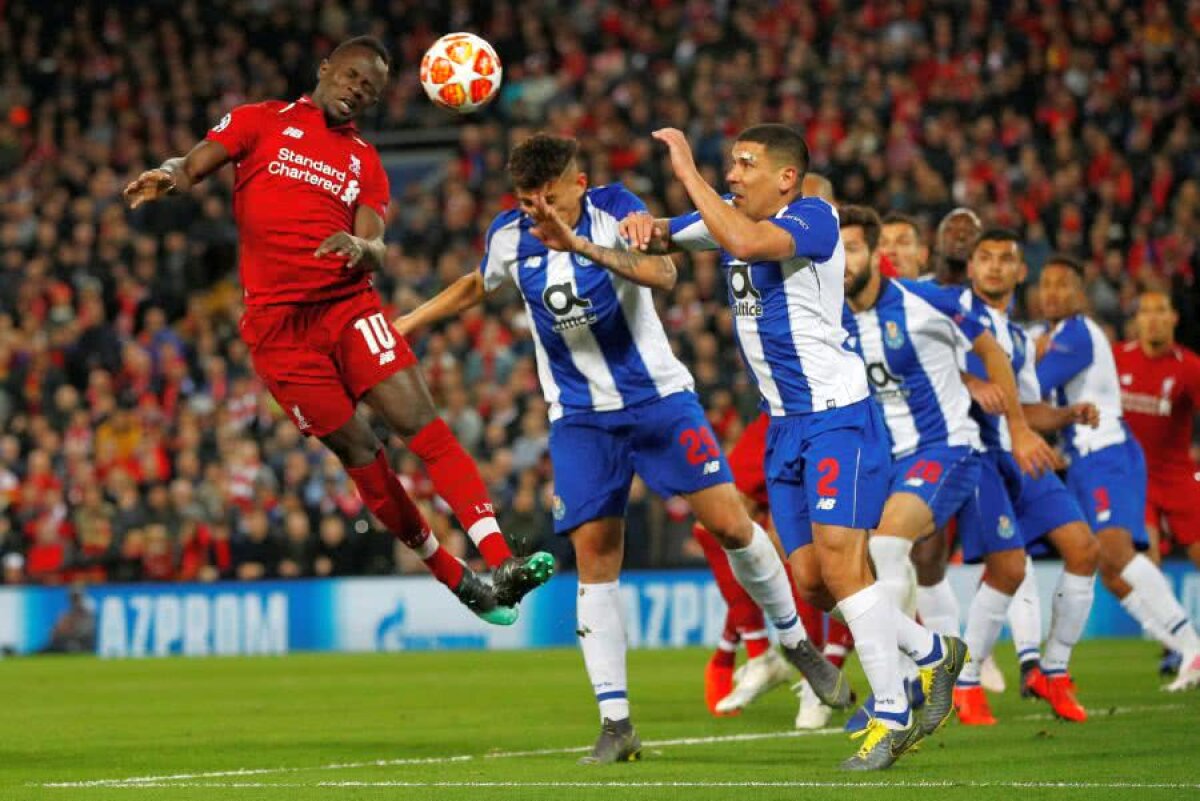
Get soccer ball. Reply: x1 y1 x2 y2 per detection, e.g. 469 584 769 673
420 33 503 113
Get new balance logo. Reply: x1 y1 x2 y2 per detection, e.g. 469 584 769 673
282 126 305 139
379 350 396 366
703 460 721 476
291 405 311 431
816 497 837 511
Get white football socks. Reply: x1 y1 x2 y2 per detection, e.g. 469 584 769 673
839 584 909 729
916 577 961 637
724 523 807 648
1120 554 1200 653
1042 571 1095 674
869 535 916 611
577 581 630 721
959 583 1013 685
1008 556 1043 666
1120 590 1170 645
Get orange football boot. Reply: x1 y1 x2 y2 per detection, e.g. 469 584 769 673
705 654 738 716
1043 674 1087 722
953 685 997 725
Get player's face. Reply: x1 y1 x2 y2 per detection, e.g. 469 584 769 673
968 239 1025 302
515 165 587 224
1136 293 1178 348
315 48 388 123
936 211 982 263
726 142 795 221
842 225 875 299
1037 264 1082 323
879 222 926 279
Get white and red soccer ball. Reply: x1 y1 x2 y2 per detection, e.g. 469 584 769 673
420 32 502 113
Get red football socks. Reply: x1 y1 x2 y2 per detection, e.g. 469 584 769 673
824 618 855 668
408 418 511 568
347 450 464 589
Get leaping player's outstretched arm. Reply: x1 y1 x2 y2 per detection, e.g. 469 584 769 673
392 272 488 338
526 196 677 291
123 140 232 208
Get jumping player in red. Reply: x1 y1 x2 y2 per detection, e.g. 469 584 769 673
122 36 553 623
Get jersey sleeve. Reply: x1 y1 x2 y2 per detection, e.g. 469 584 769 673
667 209 719 252
478 211 522 292
766 197 839 262
902 280 988 346
204 104 265 162
1035 318 1093 392
356 149 390 219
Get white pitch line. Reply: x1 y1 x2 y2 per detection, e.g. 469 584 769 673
44 780 1200 791
39 702 1193 790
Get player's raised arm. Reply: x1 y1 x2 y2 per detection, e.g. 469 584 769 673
527 196 677 291
652 128 801 263
123 139 232 208
392 272 488 337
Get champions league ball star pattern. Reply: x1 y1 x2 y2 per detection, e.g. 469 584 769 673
420 33 502 113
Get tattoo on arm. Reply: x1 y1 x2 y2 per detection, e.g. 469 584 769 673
575 239 677 289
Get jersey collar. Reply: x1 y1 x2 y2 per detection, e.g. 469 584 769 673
296 95 359 131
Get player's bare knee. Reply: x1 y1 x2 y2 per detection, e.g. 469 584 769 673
321 428 380 468
984 551 1025 595
1065 534 1100 576
703 513 753 549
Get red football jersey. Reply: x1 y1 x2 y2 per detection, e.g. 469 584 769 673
205 96 390 306
1114 341 1200 472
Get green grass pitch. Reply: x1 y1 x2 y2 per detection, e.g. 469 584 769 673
2 639 1196 801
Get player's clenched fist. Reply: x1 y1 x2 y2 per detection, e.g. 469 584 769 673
314 231 366 268
123 169 175 208
1067 402 1101 428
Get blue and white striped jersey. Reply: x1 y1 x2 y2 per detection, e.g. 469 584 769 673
480 184 694 421
668 197 868 415
1037 314 1128 457
958 289 1042 452
843 279 984 457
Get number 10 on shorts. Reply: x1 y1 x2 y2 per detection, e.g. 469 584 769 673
354 313 397 363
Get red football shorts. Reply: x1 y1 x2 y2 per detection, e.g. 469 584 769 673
728 411 770 507
1145 466 1200 547
240 290 417 437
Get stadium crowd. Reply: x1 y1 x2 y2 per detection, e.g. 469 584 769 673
0 0 1197 585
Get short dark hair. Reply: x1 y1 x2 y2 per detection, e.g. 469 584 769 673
508 134 580 190
331 36 391 67
839 205 881 251
1044 253 1085 278
970 227 1022 257
881 212 921 240
735 124 810 176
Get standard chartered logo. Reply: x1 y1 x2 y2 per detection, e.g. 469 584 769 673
268 147 360 205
